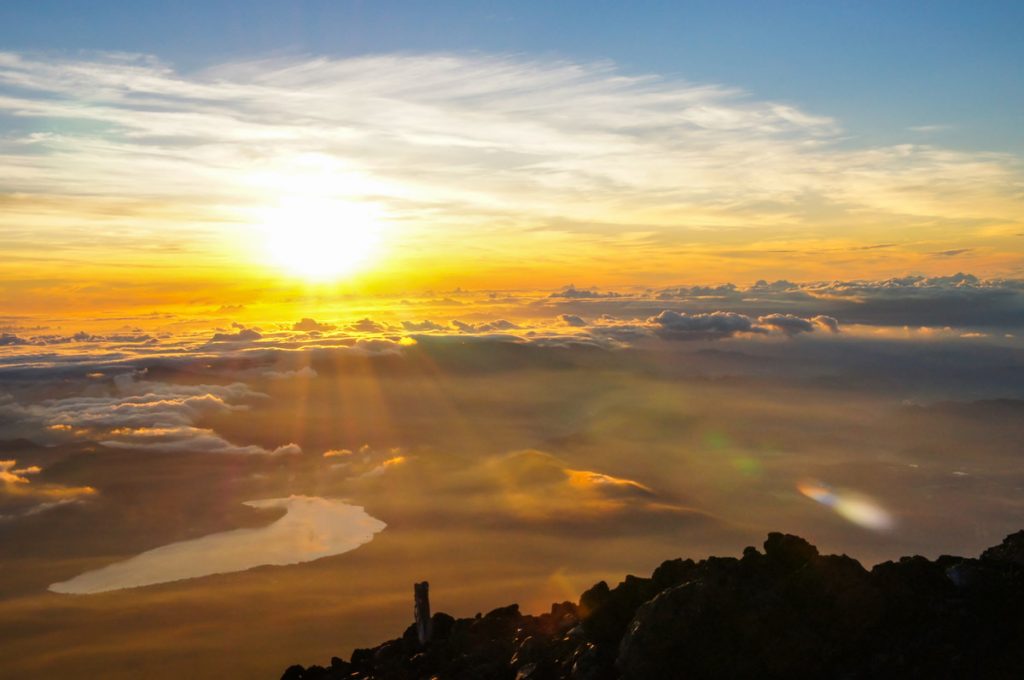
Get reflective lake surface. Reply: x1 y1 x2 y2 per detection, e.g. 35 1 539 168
49 496 386 594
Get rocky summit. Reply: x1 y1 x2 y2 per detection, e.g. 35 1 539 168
282 531 1024 680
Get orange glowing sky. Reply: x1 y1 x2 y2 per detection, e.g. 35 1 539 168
0 51 1021 318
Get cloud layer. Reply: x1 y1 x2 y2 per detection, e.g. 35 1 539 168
1 274 1023 387
0 373 299 455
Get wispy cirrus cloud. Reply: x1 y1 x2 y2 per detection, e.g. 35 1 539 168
0 51 1020 293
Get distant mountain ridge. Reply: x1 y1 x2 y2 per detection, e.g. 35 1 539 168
282 531 1024 679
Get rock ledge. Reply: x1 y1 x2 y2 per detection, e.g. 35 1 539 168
283 531 1024 679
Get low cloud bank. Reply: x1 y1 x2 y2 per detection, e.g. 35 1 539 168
0 373 299 455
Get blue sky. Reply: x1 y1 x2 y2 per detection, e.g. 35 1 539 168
1 1 1021 152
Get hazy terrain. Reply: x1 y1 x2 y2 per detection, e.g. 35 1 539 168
2 281 1023 678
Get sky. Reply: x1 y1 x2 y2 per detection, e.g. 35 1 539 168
2 1 1021 154
1 4 1024 678
1 1 1022 319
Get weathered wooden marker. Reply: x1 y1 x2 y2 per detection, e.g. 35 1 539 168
414 581 432 647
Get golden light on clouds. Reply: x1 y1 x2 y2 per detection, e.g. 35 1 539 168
0 51 1020 313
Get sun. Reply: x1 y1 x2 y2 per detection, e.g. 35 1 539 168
259 197 383 281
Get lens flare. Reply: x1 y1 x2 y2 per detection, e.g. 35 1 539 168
798 480 894 531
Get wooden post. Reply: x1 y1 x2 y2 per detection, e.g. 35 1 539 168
414 581 432 647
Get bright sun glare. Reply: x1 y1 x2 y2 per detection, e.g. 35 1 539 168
260 197 382 281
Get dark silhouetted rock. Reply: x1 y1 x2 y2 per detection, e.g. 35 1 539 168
280 665 305 680
763 531 818 569
982 530 1024 565
284 530 1024 680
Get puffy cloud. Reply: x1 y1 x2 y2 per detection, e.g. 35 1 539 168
750 279 800 292
98 334 157 344
755 313 839 336
19 383 252 431
756 313 816 336
292 318 336 332
40 331 102 343
452 319 520 333
550 286 621 299
798 275 1024 328
209 328 262 343
639 309 839 340
811 315 841 333
349 318 387 333
542 275 1024 331
401 320 446 332
0 333 29 346
647 310 758 340
559 314 588 327
824 273 985 292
